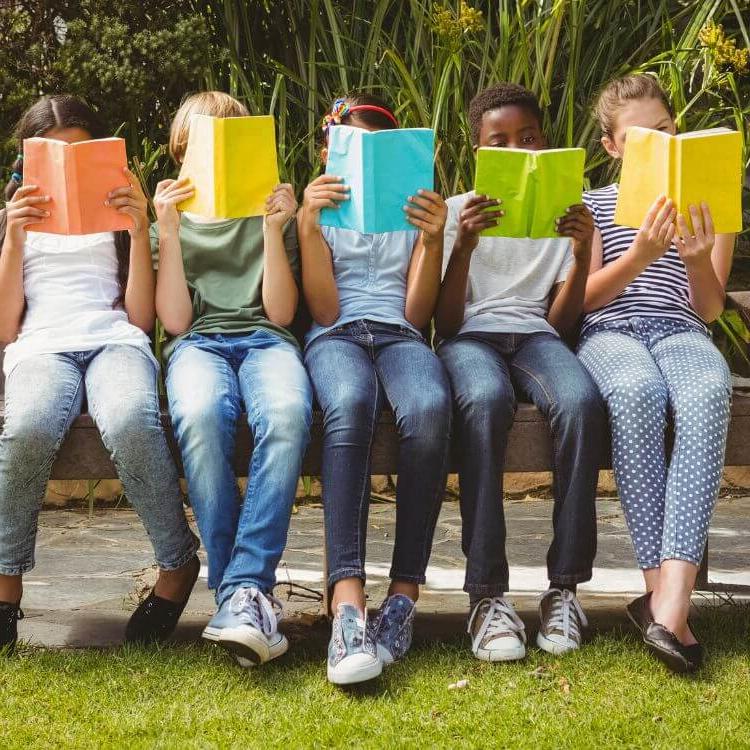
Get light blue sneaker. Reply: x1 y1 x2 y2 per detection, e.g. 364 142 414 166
327 603 382 685
367 594 416 665
202 587 288 667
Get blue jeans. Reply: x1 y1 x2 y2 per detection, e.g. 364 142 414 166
439 332 606 595
166 330 312 605
0 345 199 575
305 320 452 589
578 317 731 568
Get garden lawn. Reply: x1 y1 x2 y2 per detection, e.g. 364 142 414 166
3 605 750 749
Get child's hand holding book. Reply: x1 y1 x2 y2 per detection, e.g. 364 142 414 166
674 202 715 268
555 204 594 263
105 167 149 237
454 193 504 255
264 184 298 232
2 185 50 250
403 189 448 248
154 178 195 236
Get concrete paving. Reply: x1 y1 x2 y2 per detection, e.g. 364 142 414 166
16 495 750 648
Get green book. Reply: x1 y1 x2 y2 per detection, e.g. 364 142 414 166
474 147 585 238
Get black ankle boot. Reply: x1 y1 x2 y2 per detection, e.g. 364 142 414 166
0 601 23 655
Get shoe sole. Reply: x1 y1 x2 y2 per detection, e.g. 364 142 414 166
536 632 579 656
202 625 288 666
642 638 694 674
327 658 382 685
376 643 395 666
473 643 526 662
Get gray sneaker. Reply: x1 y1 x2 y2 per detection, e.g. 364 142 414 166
536 588 588 655
468 597 526 662
327 603 382 685
367 594 416 665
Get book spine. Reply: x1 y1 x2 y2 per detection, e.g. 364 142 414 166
365 133 373 233
526 152 536 237
672 137 684 228
215 119 223 217
65 145 76 234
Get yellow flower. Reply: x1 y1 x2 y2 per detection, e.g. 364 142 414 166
432 1 484 49
699 20 749 75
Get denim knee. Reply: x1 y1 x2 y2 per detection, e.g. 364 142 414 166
396 387 452 442
255 394 312 447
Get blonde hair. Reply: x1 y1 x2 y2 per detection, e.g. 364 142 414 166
169 91 249 163
594 74 674 137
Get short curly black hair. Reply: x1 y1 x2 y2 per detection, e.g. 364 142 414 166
468 83 543 145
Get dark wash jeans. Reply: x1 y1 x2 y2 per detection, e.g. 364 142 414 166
305 320 452 589
438 331 606 595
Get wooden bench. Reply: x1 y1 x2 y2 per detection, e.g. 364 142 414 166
4 293 750 592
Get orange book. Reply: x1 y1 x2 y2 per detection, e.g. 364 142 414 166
22 137 133 234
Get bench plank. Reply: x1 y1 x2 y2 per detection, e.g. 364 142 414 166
2 396 750 479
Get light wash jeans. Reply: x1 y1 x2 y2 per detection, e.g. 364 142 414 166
166 330 312 606
578 317 731 569
0 345 199 576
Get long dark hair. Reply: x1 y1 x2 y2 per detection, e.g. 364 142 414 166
1 95 130 307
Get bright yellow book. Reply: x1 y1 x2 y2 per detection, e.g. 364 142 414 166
177 114 279 219
615 126 743 234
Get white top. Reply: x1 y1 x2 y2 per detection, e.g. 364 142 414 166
442 191 573 337
3 231 157 376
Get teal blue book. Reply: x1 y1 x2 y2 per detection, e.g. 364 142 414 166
474 147 585 238
320 125 435 234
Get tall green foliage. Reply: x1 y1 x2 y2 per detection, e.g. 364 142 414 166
194 0 749 207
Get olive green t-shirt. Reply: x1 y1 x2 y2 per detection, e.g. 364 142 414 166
150 214 300 360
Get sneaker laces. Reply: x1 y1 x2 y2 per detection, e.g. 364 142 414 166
545 589 588 640
468 597 526 644
229 587 283 637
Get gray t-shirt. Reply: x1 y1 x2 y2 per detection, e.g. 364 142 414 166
442 191 573 337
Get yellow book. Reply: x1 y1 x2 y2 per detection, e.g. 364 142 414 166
615 126 743 234
177 114 279 219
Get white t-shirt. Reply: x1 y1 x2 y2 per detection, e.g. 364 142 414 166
442 192 573 337
3 231 157 376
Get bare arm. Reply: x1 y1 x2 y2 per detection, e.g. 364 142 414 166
298 175 348 327
547 204 594 335
261 184 299 327
153 178 195 336
676 203 734 323
404 190 448 330
435 194 503 339
108 167 155 332
0 185 50 343
583 196 676 313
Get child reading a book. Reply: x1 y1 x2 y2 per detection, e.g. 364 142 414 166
153 91 312 667
577 74 735 673
0 95 200 652
435 83 607 663
299 93 452 685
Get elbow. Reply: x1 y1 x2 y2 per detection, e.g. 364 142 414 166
268 308 296 329
159 313 192 337
315 310 340 328
0 326 18 346
132 312 156 334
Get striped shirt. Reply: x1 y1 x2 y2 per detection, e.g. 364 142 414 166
581 183 705 334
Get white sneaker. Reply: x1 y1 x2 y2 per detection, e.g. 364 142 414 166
467 597 526 662
202 587 289 667
536 588 588 655
327 604 382 685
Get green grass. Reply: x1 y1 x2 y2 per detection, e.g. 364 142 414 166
3 605 750 748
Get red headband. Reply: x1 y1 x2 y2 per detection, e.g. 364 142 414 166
347 104 399 128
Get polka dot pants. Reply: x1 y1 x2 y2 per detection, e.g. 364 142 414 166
578 317 731 569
